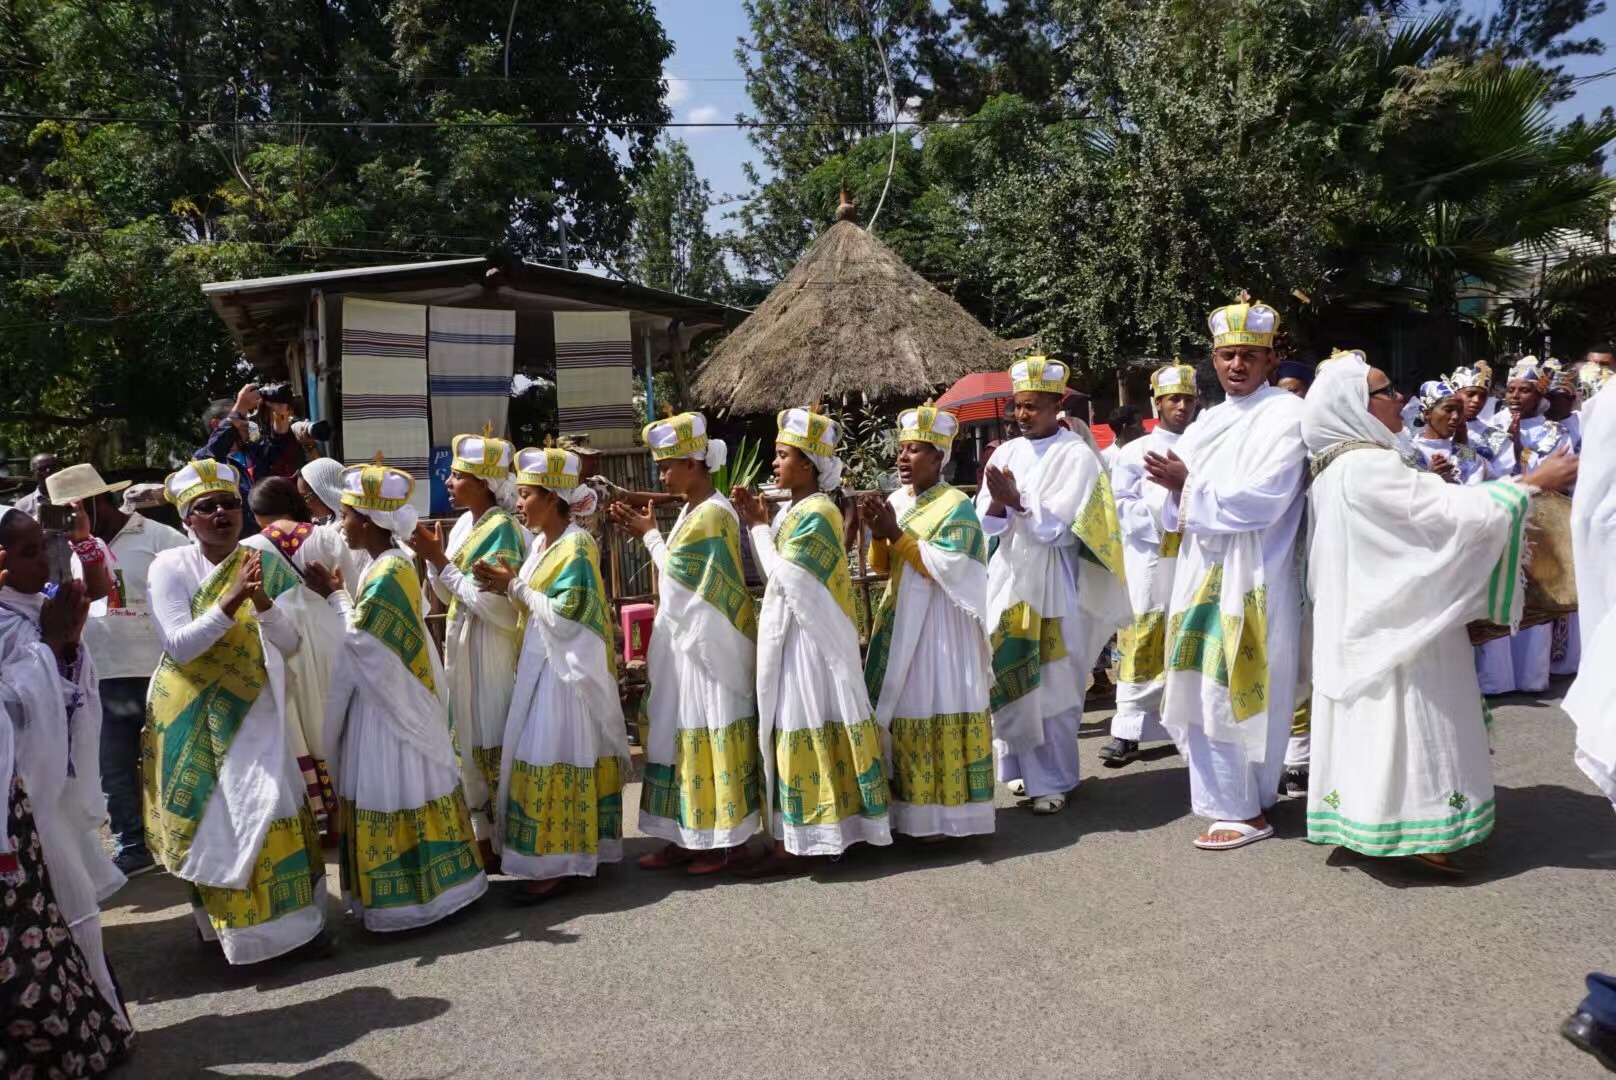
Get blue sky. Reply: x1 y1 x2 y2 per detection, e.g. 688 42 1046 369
651 0 1616 235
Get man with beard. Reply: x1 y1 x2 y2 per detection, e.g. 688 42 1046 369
1146 296 1308 850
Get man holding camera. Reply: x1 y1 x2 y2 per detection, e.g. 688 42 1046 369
197 382 313 484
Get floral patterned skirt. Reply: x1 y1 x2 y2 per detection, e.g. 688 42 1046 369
2 777 134 1078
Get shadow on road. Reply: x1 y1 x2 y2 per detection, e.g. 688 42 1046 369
133 985 447 1077
1324 782 1616 888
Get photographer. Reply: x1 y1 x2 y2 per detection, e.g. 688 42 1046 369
196 382 308 485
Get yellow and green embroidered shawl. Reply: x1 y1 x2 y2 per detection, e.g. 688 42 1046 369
864 484 986 701
143 545 300 871
662 498 757 643
354 551 436 694
773 493 856 625
522 528 614 677
447 507 526 624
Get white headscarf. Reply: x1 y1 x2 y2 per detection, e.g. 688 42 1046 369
359 502 419 539
299 458 346 521
803 449 844 493
1302 353 1396 455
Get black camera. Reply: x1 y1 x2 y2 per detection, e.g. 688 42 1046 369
258 382 297 405
291 419 333 442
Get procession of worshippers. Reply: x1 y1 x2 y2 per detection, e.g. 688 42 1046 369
3 294 1614 1072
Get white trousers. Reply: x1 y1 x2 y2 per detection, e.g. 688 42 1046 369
997 708 1083 798
1182 713 1291 822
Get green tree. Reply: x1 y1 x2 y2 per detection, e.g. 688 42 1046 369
618 138 726 299
0 0 672 464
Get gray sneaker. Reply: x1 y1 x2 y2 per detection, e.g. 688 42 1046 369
114 847 158 878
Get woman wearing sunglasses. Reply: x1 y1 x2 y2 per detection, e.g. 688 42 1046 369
142 460 329 964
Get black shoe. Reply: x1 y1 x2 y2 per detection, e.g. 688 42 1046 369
114 848 158 878
1562 1011 1616 1072
1282 766 1309 798
1098 737 1139 766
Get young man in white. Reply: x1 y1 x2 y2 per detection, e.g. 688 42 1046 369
976 356 1128 815
1145 297 1308 851
1101 363 1198 767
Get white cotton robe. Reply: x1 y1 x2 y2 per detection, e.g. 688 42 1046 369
638 494 762 850
1306 449 1531 855
1111 426 1182 744
326 551 489 931
1565 379 1616 804
1160 384 1308 823
865 485 994 838
427 508 527 840
146 545 327 963
497 525 631 880
976 428 1128 799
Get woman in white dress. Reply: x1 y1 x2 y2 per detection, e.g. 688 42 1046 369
731 407 892 871
1409 379 1487 486
305 462 488 931
245 476 345 841
299 457 369 600
473 447 630 901
608 412 762 875
860 405 994 839
143 460 328 963
1303 353 1578 870
411 433 527 861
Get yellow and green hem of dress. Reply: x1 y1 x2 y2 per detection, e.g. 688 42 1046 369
503 757 624 858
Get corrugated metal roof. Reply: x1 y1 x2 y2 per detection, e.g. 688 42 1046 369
201 258 488 295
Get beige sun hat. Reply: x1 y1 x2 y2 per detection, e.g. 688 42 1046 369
45 463 131 505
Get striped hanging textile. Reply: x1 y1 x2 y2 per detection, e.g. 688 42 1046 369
554 311 636 450
428 307 516 514
340 297 431 515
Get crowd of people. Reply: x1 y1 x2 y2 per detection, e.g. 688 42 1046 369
2 301 1614 1075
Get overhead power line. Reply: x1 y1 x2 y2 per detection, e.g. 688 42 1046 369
0 111 987 131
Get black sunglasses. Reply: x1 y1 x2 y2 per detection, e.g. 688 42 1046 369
190 497 242 516
1368 384 1397 399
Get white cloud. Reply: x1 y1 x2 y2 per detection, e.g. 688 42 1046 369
687 104 723 125
665 77 691 106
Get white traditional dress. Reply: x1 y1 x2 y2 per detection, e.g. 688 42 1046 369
865 479 994 838
497 452 629 881
976 365 1129 801
1565 377 1616 804
1304 355 1532 855
144 525 326 963
325 463 487 931
635 413 762 850
1112 421 1185 745
752 490 892 854
427 502 527 842
1159 311 1308 827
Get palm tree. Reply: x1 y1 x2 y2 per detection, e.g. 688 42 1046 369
1321 60 1616 364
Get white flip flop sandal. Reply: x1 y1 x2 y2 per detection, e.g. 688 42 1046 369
1007 779 1026 797
1030 794 1067 815
1192 820 1273 851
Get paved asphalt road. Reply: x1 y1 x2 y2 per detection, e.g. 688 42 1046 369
102 690 1615 1080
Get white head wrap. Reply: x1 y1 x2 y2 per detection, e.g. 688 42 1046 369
299 458 346 520
643 412 725 471
1302 351 1396 455
776 407 844 492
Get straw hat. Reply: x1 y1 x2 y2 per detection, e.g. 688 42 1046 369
46 463 131 504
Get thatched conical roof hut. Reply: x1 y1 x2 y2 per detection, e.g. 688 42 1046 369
693 205 1005 415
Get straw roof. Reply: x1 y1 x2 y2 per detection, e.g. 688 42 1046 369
693 219 1006 415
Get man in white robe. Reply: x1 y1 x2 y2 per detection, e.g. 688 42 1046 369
977 356 1128 815
1303 352 1576 868
1101 363 1198 766
1565 373 1616 805
1146 297 1307 851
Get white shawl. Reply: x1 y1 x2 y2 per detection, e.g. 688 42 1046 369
1565 379 1616 804
1303 356 1532 699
